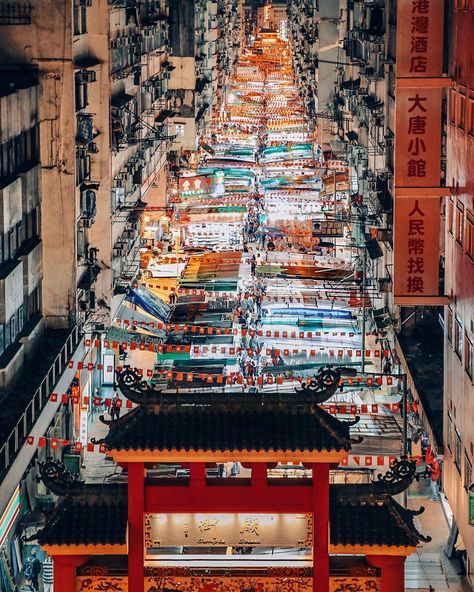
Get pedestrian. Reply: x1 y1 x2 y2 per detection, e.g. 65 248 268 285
110 392 121 421
427 457 441 501
21 579 37 592
23 549 41 590
42 555 54 592
454 534 467 575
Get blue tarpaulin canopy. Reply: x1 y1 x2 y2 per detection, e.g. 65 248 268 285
125 285 171 322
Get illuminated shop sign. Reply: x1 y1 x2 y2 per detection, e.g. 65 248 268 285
178 175 215 196
144 514 312 548
312 220 344 238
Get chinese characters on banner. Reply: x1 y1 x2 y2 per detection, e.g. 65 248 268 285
395 88 442 186
394 198 441 297
394 0 445 303
396 0 444 77
178 175 215 196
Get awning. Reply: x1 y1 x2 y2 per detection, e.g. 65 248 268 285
111 92 135 109
74 55 101 69
195 78 211 93
200 143 215 155
155 109 174 123
365 236 383 260
78 265 100 291
340 77 360 90
346 130 359 142
125 285 171 322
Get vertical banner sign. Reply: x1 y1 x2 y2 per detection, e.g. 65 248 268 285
394 0 445 304
394 198 441 297
395 88 442 187
396 0 444 77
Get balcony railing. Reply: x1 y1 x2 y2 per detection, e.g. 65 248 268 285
0 324 82 480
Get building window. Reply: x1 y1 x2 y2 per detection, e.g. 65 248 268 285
456 202 464 245
447 306 453 344
466 212 474 260
450 88 457 124
458 91 466 129
466 334 473 379
447 412 452 452
73 2 87 35
75 78 89 112
469 98 474 135
448 198 454 235
455 315 463 359
465 453 472 490
455 429 462 473
9 315 17 344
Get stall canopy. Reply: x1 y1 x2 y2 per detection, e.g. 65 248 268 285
125 285 171 322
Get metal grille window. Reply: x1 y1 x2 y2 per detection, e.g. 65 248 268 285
466 212 474 260
73 2 87 35
465 334 473 380
456 202 464 245
447 306 453 344
455 315 463 359
465 453 472 490
447 412 452 452
455 429 462 473
447 198 454 235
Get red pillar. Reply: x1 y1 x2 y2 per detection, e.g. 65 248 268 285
53 555 89 592
312 463 329 592
366 555 406 592
128 462 145 592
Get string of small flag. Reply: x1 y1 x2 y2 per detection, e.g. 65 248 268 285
88 337 387 359
69 360 396 386
115 321 372 340
138 284 369 307
24 435 422 467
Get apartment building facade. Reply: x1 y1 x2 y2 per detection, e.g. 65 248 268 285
0 0 172 580
289 0 457 549
443 1 474 583
167 0 241 154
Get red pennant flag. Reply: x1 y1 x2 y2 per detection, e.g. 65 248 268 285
50 439 59 449
126 400 133 409
377 456 385 466
87 443 94 452
340 457 348 466
99 443 107 454
38 437 46 448
27 436 34 445
50 393 58 402
365 456 373 466
73 442 83 452
62 394 69 404
352 455 360 465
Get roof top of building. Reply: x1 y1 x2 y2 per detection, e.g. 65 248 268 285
32 458 428 552
100 404 354 454
34 489 426 551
